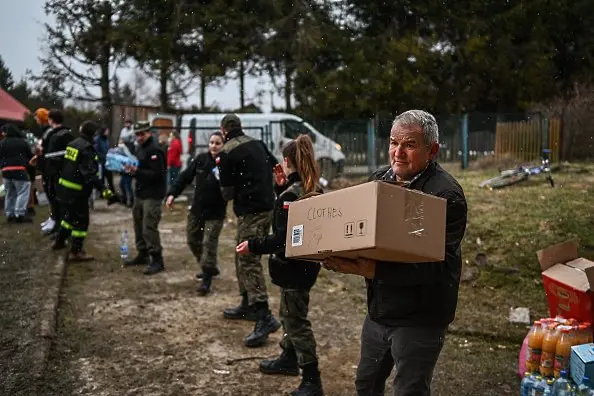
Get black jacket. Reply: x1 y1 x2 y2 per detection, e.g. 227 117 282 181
167 152 226 220
43 125 76 177
248 173 322 290
366 161 467 328
217 128 276 217
56 136 105 203
133 136 166 200
0 124 33 181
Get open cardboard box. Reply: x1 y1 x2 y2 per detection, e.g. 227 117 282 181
537 240 594 323
285 180 447 263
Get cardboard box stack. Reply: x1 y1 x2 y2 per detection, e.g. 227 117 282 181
520 241 594 394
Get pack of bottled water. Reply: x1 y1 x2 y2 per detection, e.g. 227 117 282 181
105 146 139 173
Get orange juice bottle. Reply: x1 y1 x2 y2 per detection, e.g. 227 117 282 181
540 323 560 377
526 321 545 372
554 326 573 378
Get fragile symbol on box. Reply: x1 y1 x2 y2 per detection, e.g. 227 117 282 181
356 220 367 236
344 222 354 238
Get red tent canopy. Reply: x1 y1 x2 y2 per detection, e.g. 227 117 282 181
0 87 29 122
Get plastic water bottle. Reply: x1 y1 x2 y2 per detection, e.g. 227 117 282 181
522 372 537 396
533 375 548 396
120 230 129 260
551 370 575 396
576 376 592 396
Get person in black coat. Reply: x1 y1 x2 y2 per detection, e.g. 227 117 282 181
0 123 33 223
323 110 468 396
166 132 227 295
237 135 325 396
123 121 167 276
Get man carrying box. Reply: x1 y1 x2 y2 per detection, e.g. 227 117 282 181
323 110 468 396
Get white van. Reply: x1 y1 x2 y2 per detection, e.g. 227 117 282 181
147 112 346 179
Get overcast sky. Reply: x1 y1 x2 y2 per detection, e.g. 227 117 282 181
0 1 284 112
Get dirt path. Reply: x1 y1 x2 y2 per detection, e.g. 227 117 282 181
45 201 520 396
0 207 58 396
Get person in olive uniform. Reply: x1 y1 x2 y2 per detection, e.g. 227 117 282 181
51 121 118 261
166 131 227 295
217 113 281 348
237 135 325 396
123 121 167 276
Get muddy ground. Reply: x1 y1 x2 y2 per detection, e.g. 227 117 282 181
35 197 522 396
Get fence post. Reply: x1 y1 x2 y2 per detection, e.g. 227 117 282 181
367 118 377 173
542 117 549 155
461 113 469 169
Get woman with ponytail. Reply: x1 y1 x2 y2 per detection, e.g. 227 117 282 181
236 134 325 396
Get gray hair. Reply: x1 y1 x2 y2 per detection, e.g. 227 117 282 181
392 110 439 146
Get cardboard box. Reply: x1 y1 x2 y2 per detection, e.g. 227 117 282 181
537 240 594 323
285 180 447 262
570 343 594 385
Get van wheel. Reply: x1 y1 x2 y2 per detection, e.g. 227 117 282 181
318 158 336 181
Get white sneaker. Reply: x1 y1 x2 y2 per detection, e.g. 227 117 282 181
42 218 55 233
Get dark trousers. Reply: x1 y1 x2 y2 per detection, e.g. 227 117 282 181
102 168 115 192
355 315 446 396
132 198 162 256
119 174 133 204
56 199 90 253
279 288 318 368
46 175 63 229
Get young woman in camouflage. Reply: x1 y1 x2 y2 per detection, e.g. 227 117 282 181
166 132 227 295
236 135 324 396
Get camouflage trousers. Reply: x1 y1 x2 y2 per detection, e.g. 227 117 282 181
187 211 224 274
236 211 271 305
279 288 318 367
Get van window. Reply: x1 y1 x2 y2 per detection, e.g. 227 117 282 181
282 120 317 143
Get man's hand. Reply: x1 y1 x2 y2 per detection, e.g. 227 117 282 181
28 155 38 167
166 195 175 208
236 241 250 255
323 256 376 279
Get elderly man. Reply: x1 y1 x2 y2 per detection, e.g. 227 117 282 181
324 110 467 396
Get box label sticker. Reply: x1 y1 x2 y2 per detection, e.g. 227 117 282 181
292 225 304 246
344 222 354 238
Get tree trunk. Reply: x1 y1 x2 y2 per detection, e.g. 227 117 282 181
239 60 245 110
284 65 294 111
159 61 168 112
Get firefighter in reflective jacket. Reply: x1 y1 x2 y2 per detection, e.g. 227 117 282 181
52 121 118 261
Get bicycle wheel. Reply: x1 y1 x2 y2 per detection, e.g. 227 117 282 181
483 172 529 190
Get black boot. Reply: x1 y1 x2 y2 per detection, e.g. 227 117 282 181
291 364 324 396
223 293 257 321
196 267 220 280
244 302 281 347
124 251 149 267
198 273 212 296
259 347 299 376
144 253 165 275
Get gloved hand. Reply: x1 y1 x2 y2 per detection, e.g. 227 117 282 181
102 189 121 206
101 189 114 199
